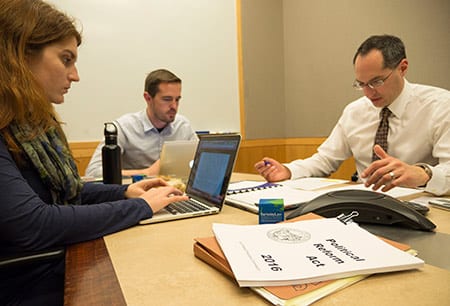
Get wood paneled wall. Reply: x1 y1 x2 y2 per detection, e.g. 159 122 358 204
70 138 355 180
234 138 355 180
69 141 99 177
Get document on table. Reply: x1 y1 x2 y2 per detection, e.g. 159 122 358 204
333 183 424 198
280 177 348 190
226 179 422 213
212 218 423 287
226 181 324 212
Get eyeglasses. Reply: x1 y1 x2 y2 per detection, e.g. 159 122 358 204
352 70 394 90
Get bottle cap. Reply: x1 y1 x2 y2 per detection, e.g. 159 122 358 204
104 122 118 145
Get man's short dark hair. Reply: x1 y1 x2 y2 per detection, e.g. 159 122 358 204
353 35 406 69
144 69 181 97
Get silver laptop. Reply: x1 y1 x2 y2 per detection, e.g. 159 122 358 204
140 134 241 224
159 140 198 182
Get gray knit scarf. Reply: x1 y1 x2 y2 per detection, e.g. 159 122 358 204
10 123 83 205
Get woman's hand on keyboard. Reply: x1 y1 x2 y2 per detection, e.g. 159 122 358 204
125 177 168 198
139 185 188 213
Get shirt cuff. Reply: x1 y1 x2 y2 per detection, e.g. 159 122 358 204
424 166 449 196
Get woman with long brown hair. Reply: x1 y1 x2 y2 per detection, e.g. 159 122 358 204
0 1 187 304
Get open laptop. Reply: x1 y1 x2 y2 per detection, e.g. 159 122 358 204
159 140 198 182
140 133 241 224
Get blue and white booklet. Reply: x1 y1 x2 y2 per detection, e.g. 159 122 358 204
213 218 423 287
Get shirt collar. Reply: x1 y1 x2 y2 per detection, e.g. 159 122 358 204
386 79 411 119
139 110 156 133
140 109 174 134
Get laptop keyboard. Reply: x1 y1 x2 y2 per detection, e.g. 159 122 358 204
165 199 211 215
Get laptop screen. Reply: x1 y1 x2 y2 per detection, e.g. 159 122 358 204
159 140 198 181
186 134 241 206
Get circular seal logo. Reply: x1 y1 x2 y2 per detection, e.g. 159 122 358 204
267 227 311 244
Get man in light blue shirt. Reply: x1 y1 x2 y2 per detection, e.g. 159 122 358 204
86 69 197 177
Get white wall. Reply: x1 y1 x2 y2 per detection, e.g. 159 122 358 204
50 0 240 141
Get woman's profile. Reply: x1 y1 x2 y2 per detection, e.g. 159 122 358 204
0 1 187 304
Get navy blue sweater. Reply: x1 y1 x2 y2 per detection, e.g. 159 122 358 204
0 137 152 304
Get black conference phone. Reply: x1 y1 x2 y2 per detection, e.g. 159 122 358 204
286 189 436 231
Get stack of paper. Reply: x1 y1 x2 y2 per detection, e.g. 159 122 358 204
193 214 418 305
194 236 370 306
212 218 423 287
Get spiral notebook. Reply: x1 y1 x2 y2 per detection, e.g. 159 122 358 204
226 181 282 194
225 181 320 213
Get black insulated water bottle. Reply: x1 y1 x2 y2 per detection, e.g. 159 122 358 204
102 122 122 184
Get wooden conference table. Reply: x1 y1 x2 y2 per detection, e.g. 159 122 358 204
64 173 450 306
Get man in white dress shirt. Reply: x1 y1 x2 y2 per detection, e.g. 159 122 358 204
86 69 197 177
255 35 450 196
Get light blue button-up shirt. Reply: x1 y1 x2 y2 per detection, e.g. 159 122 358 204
85 110 197 177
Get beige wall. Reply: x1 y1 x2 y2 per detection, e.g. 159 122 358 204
240 0 285 138
241 0 450 139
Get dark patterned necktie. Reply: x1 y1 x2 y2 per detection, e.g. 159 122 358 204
372 107 391 161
